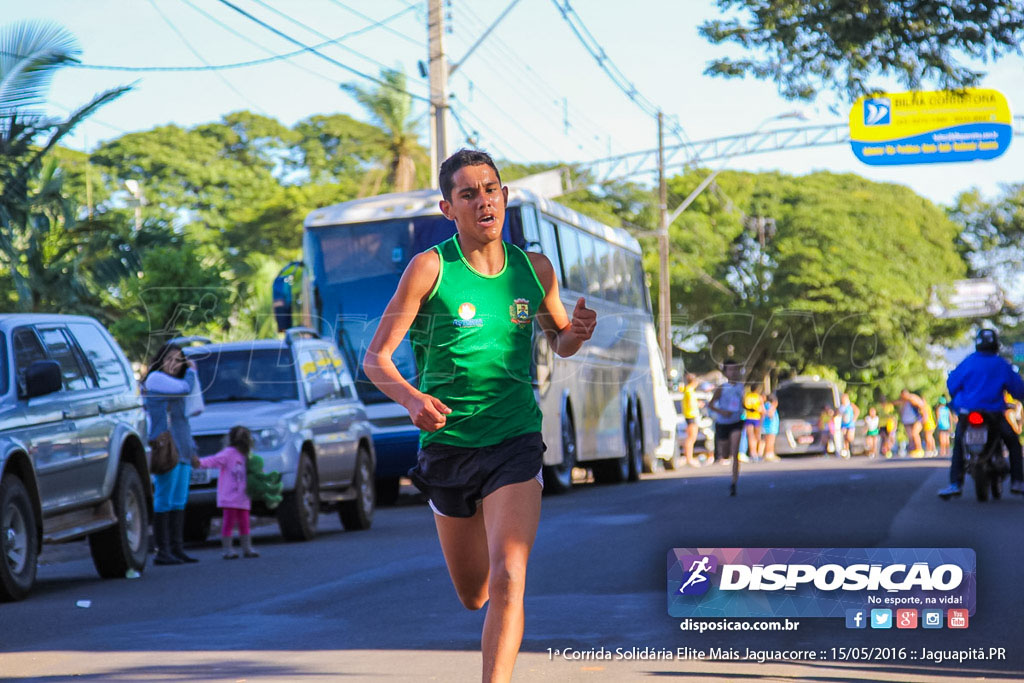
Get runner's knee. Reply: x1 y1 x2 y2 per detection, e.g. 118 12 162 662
487 561 527 603
455 585 489 611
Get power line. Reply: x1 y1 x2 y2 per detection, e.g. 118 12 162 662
178 0 341 85
549 0 698 160
447 1 611 159
149 0 267 114
452 0 612 149
215 0 430 102
9 4 420 75
322 0 423 48
248 0 427 87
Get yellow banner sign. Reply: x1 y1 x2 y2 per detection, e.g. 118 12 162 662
849 89 1012 165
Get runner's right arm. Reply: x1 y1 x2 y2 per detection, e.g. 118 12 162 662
363 250 452 432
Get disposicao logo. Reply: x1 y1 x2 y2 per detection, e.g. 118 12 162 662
676 555 718 596
864 97 891 126
668 548 975 619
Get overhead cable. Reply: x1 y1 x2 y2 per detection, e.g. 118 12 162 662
215 0 430 102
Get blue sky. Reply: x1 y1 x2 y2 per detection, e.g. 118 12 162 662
6 0 1023 206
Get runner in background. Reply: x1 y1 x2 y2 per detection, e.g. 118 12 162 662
864 406 881 458
708 361 745 496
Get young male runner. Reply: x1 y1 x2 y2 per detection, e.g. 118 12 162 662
363 148 596 683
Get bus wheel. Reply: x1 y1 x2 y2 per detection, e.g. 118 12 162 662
593 417 631 485
627 412 643 482
544 411 576 494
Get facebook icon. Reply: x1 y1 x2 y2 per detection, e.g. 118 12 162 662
846 609 867 629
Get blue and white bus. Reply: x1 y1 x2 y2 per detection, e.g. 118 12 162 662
272 187 678 502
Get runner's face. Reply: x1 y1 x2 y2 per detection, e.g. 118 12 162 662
440 164 507 244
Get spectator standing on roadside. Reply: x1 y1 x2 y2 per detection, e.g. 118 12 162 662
762 393 780 461
935 396 955 458
192 426 260 560
742 385 764 461
864 406 881 458
143 342 200 566
680 373 702 467
838 393 859 458
899 389 928 457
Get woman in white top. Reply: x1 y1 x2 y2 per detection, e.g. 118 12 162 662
143 342 200 565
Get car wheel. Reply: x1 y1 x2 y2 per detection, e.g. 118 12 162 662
278 453 319 541
340 446 375 531
0 476 38 602
90 464 148 578
544 410 576 494
375 477 401 507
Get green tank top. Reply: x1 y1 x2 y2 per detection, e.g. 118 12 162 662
409 236 545 448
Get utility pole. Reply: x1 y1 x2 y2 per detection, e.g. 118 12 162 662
428 0 449 187
657 111 672 380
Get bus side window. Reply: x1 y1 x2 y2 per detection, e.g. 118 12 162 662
521 204 541 250
539 218 564 286
592 238 611 301
559 226 586 294
622 253 640 308
577 231 598 298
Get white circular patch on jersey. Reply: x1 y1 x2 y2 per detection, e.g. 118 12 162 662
458 302 476 320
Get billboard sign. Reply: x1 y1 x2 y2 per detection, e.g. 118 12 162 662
928 278 1003 319
849 89 1012 166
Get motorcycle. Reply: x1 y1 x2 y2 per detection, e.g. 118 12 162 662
961 410 1010 502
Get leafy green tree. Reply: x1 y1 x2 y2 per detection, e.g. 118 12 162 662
700 1 1024 100
949 183 1024 332
0 20 128 312
602 170 967 402
341 69 428 194
109 243 231 361
292 113 386 185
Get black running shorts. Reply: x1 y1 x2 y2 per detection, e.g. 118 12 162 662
409 431 545 518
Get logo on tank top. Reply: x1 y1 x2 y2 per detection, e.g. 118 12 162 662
453 302 483 328
509 298 532 327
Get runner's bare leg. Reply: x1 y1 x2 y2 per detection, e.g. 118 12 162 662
480 478 542 683
435 508 490 610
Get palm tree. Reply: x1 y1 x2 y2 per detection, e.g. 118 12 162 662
341 69 427 195
0 21 129 311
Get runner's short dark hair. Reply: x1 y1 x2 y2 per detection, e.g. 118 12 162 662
439 148 502 202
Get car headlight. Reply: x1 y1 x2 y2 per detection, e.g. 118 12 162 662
253 426 288 451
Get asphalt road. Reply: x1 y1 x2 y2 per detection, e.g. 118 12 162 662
2 455 1023 682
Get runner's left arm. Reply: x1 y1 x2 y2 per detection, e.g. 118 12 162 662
527 252 596 358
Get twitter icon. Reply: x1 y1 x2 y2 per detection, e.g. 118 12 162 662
870 609 892 629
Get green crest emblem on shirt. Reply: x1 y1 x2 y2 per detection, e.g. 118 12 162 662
510 298 531 327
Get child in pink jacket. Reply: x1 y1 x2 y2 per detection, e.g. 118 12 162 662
193 426 258 559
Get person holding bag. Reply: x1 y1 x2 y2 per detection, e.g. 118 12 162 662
144 342 201 565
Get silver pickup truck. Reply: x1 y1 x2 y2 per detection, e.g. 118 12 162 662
182 328 376 542
0 314 150 601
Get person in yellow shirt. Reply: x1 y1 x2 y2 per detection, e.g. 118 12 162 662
1005 392 1023 435
743 387 764 461
680 373 701 467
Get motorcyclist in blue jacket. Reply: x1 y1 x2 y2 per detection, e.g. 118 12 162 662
939 328 1024 498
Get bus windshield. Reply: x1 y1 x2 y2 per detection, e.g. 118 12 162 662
306 214 462 405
